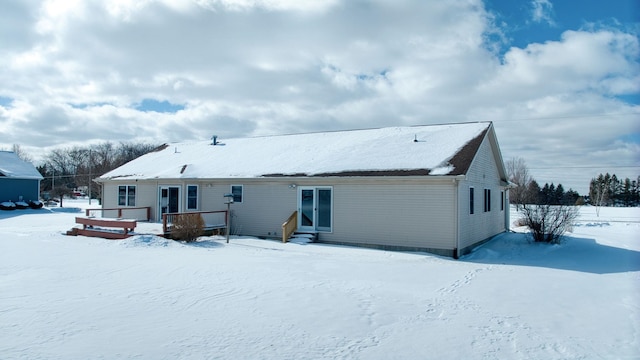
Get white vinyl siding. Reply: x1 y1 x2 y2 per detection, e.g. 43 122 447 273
457 136 506 250
223 182 295 238
102 182 155 220
325 181 456 250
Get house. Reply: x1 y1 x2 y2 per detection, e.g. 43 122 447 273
96 122 510 258
0 151 44 203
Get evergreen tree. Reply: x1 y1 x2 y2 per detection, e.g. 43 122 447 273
554 183 564 205
622 178 632 206
563 188 579 205
526 180 541 204
610 174 620 205
588 173 640 208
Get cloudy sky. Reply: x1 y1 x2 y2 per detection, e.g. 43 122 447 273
1 0 638 193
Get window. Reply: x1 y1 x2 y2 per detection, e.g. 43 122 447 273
118 185 136 206
187 185 198 210
469 187 474 214
484 189 491 212
501 191 504 211
231 185 243 203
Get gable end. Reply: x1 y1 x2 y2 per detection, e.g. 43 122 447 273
447 127 488 176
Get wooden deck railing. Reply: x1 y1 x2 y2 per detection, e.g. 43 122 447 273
85 207 151 221
281 211 297 243
162 210 228 235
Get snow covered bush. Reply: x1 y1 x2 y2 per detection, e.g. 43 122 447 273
171 213 205 242
519 204 579 244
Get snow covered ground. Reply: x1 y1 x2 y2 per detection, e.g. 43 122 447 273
1 199 638 359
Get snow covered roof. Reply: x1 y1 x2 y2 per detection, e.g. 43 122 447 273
99 122 493 181
0 151 43 180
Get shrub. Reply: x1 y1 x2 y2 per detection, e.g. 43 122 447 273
519 204 579 244
513 217 528 227
171 213 205 242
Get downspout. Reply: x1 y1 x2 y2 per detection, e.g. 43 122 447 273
453 175 465 259
505 186 510 232
504 181 515 233
100 180 104 209
156 180 159 223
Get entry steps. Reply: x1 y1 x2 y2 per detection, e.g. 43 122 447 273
288 231 318 244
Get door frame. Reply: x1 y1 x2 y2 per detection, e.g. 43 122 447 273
158 185 181 221
297 186 333 233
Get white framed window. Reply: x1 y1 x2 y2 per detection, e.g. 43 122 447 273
231 185 243 203
187 184 198 210
469 187 475 214
118 185 136 206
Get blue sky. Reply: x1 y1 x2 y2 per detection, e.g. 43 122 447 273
488 0 638 49
136 99 185 113
0 0 638 193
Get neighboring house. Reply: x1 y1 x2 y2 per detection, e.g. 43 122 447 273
97 122 510 258
0 151 44 203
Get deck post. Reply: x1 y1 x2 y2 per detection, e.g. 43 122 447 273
223 194 234 243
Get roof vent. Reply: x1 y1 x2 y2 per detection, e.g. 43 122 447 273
211 135 218 145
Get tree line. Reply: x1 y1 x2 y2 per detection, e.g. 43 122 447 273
589 173 640 207
506 158 583 206
523 181 583 206
35 142 161 200
506 157 639 245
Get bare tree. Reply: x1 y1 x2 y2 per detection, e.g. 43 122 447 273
589 174 610 217
50 186 73 207
506 157 532 209
40 141 161 201
519 203 580 244
12 144 33 163
510 158 580 243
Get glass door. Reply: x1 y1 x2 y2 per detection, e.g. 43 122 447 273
316 188 332 231
159 186 181 220
299 188 315 231
298 187 332 232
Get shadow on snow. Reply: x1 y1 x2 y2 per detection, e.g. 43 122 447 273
0 207 83 220
463 231 640 275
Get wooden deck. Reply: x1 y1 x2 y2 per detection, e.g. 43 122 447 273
162 210 228 237
69 217 137 240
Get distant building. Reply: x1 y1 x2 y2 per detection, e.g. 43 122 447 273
97 122 510 258
0 151 43 203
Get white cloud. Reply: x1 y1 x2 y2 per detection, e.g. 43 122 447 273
531 0 555 26
0 0 637 193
